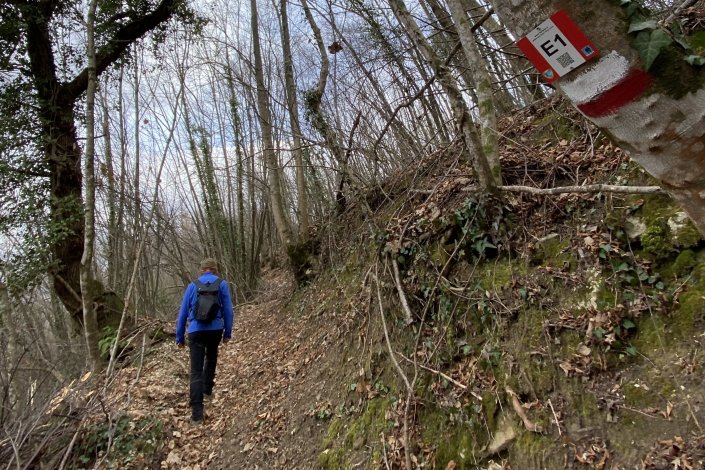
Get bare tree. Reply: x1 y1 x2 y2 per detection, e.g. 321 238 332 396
80 0 101 369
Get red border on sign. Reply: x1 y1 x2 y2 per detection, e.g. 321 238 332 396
516 37 557 83
551 10 599 60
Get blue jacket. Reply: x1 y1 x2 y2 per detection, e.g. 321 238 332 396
176 272 234 345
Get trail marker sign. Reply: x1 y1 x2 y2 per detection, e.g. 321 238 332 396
517 10 599 83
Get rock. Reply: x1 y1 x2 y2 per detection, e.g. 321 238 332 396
624 216 646 240
486 414 516 456
668 212 689 234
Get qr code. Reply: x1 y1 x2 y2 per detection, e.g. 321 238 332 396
556 52 574 68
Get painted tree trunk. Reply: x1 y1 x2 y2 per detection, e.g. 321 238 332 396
488 0 705 235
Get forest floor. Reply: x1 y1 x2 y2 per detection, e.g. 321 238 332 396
99 268 344 469
54 96 705 470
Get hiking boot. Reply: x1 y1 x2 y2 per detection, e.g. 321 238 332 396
191 404 205 424
203 392 213 402
190 416 204 426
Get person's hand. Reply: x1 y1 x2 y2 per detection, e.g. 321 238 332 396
177 342 185 349
222 338 231 345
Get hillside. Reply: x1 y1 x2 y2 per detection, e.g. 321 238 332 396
37 97 705 469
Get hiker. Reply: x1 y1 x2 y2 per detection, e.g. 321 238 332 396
176 258 234 424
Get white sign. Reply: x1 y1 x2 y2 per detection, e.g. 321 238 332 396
526 17 587 78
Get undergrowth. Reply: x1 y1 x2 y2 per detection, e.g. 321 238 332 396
310 98 705 469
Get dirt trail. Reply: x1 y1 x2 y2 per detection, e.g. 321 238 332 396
107 269 341 469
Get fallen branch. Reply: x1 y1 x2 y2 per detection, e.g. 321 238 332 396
497 184 663 195
391 258 414 325
506 387 543 433
411 183 662 195
397 352 483 401
380 433 392 470
547 399 562 436
57 424 82 470
665 0 699 23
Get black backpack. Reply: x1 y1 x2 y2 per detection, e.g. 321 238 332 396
193 278 223 322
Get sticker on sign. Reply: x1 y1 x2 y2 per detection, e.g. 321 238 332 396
517 10 599 83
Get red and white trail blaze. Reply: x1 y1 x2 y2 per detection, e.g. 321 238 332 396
558 51 653 118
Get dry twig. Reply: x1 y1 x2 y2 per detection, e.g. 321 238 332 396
391 258 414 325
547 399 562 436
397 352 483 401
375 265 413 470
506 387 543 433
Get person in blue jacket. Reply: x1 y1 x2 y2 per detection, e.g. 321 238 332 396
176 257 234 424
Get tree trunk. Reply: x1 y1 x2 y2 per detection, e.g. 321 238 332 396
488 0 705 235
81 0 102 370
250 0 294 248
99 89 118 290
445 0 502 184
279 0 311 241
19 0 181 320
300 0 353 213
225 59 250 291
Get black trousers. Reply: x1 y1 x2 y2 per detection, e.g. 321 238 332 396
188 329 222 419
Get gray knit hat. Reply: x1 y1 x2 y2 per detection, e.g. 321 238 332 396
199 257 218 270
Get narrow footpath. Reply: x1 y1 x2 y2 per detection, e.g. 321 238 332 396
103 269 343 469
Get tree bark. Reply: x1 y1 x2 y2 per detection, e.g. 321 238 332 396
488 0 705 234
81 0 102 370
279 0 311 241
250 0 294 248
445 0 502 184
300 0 352 213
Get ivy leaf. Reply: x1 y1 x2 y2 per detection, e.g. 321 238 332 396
633 29 673 70
624 3 640 17
670 21 691 50
628 19 658 33
685 55 705 66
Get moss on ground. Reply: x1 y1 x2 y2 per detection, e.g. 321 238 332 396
319 397 394 467
419 407 483 468
531 236 577 270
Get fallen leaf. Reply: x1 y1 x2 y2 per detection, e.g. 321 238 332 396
165 450 181 466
